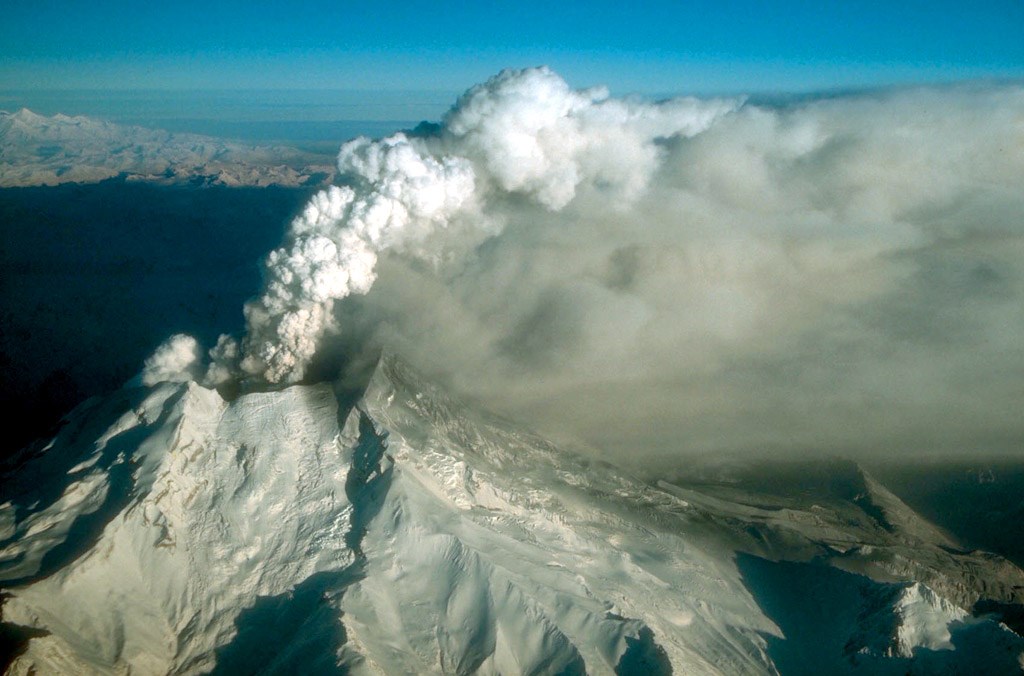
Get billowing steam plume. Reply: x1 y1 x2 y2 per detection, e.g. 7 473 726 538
193 67 737 385
145 67 1024 462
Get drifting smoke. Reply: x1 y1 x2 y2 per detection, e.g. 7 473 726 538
150 67 1024 461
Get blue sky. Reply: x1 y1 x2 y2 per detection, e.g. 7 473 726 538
2 0 1022 97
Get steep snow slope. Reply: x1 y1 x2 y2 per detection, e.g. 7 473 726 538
1 356 1022 674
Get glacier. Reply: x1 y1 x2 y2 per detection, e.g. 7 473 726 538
1 355 1023 674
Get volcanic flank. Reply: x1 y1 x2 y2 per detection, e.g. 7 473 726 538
2 355 1024 674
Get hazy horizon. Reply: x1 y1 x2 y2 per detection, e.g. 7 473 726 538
4 2 1021 92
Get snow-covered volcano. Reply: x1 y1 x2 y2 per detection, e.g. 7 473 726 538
1 355 1023 674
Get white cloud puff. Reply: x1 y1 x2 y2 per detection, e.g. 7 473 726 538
141 334 202 386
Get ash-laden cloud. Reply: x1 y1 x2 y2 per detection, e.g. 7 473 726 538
149 67 1024 462
199 66 738 386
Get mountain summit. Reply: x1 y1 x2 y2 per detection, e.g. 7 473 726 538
1 356 1022 674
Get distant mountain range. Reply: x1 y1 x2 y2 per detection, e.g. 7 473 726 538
0 109 336 188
